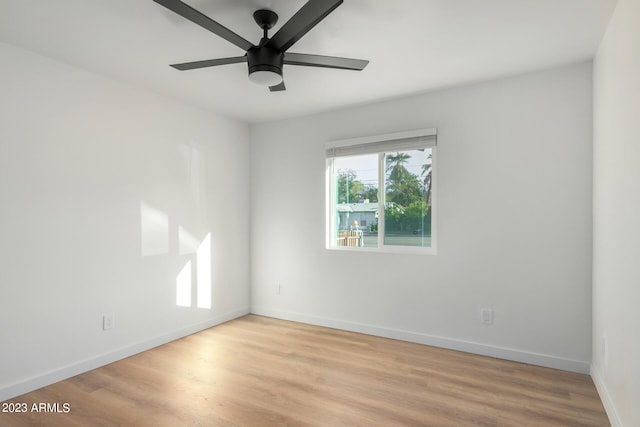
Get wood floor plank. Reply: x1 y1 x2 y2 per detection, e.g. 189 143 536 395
0 315 609 426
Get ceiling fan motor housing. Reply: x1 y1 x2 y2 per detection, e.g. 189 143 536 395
247 45 284 77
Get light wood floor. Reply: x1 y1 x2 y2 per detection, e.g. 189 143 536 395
1 315 609 426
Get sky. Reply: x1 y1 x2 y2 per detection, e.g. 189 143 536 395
334 149 432 188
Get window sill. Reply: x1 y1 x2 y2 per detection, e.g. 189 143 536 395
326 245 437 255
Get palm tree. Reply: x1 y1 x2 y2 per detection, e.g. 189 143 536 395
385 152 412 203
385 152 423 208
421 153 433 206
385 152 411 172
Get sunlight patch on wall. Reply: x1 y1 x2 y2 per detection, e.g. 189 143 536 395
176 260 192 307
175 232 212 309
140 201 169 256
197 233 212 309
179 225 200 255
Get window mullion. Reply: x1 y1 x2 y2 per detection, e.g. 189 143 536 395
378 152 385 249
327 159 336 247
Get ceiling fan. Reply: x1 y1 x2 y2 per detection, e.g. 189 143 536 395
153 0 369 91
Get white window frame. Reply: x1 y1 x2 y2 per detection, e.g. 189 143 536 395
326 128 437 255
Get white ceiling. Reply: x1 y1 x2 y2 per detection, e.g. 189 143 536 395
0 0 617 124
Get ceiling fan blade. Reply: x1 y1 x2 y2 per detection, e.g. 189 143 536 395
284 53 368 70
153 0 253 51
171 56 247 71
269 82 286 92
266 0 343 52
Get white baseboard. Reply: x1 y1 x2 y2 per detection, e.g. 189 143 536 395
250 306 591 374
590 364 622 427
0 307 249 402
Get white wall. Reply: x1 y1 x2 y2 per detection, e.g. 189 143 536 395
251 62 593 373
592 0 640 425
0 42 251 400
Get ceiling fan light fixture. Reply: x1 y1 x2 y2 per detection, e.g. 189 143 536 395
248 68 283 86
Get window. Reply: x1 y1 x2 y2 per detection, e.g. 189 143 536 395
326 128 437 253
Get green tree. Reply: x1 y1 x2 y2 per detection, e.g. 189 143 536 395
384 152 431 233
404 200 429 232
363 185 378 203
384 202 404 232
421 153 433 206
385 153 423 208
337 169 366 203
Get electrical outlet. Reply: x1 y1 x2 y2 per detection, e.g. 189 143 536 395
276 283 281 295
602 336 608 368
480 308 494 325
103 314 114 331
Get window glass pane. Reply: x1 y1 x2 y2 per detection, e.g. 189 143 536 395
333 154 378 248
384 149 433 247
